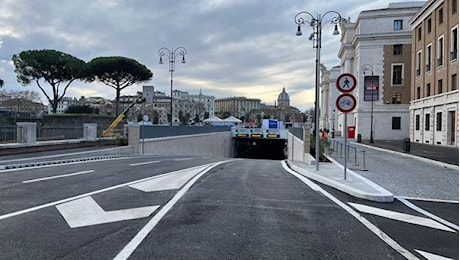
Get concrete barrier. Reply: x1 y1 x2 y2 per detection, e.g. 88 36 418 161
128 126 233 157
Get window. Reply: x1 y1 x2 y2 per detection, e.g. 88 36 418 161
452 74 458 90
453 0 458 14
427 18 432 33
425 114 430 130
436 112 442 131
393 44 402 55
392 117 401 130
417 87 421 99
427 83 431 96
426 44 432 71
437 36 444 67
438 8 443 24
415 115 420 130
418 27 422 41
392 64 403 85
394 20 403 30
392 93 402 104
451 27 458 61
438 79 443 94
416 51 422 76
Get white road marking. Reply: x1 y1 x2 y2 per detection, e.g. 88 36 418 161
174 158 193 161
0 162 221 221
398 198 459 232
56 196 159 228
281 161 419 260
130 165 209 192
415 249 454 260
396 196 459 204
22 170 95 183
114 160 233 260
129 161 160 166
348 202 455 232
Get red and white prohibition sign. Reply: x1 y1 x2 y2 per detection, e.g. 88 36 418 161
336 93 357 113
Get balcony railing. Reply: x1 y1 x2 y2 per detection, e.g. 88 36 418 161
450 50 458 61
426 64 431 72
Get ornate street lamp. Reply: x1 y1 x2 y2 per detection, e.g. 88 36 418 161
158 47 187 126
295 11 341 171
361 64 375 143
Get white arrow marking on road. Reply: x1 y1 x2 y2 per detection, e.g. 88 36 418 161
56 196 160 228
348 202 455 232
415 249 454 260
129 164 209 192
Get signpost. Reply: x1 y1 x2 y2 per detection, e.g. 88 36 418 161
335 73 357 180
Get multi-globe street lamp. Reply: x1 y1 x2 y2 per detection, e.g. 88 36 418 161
295 10 341 171
361 64 375 143
158 47 187 126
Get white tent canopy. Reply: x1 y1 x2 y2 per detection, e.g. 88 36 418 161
223 116 242 123
203 115 222 123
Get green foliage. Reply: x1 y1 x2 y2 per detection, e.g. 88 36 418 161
65 105 97 114
85 56 153 115
309 133 330 162
12 49 86 113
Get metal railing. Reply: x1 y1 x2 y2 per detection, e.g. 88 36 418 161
328 139 367 171
0 125 98 144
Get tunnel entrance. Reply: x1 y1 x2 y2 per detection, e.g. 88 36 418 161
233 138 286 160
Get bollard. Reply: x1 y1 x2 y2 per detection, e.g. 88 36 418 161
354 147 358 166
361 150 367 171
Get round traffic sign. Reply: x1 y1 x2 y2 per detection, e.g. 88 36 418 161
336 93 357 113
336 73 357 93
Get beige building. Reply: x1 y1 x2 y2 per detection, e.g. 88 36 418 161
409 0 458 146
215 97 261 119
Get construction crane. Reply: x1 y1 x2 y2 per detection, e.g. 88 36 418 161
102 95 145 137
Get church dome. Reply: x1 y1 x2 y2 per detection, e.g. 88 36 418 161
277 87 290 107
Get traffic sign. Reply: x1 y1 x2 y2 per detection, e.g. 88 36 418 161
336 73 357 93
336 93 357 113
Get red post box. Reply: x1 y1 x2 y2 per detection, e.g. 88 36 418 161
347 126 355 138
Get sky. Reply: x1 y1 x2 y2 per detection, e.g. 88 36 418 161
0 0 419 112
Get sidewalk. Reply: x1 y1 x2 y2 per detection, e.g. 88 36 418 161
288 139 459 202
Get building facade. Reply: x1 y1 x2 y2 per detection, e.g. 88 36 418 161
320 65 341 133
215 97 261 119
338 2 424 140
409 0 458 146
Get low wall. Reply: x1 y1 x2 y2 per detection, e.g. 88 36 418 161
287 127 315 164
128 126 233 157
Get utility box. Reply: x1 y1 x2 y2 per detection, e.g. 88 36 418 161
347 126 355 138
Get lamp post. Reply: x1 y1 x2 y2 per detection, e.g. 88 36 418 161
158 47 187 126
295 10 341 171
361 64 374 143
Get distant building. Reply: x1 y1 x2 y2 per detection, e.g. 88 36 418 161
215 96 261 119
277 87 290 107
409 0 458 146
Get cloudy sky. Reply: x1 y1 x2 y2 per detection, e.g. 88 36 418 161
0 0 416 111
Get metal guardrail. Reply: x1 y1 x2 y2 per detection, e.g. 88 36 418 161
0 126 95 143
329 139 367 171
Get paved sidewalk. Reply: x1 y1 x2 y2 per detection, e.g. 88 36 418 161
289 139 459 202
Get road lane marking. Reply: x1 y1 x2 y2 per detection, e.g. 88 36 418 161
281 161 418 260
22 170 95 183
129 161 160 166
396 196 459 204
114 159 234 260
174 158 193 161
348 202 455 232
130 165 209 192
397 198 459 232
415 249 454 260
0 162 222 221
56 196 159 228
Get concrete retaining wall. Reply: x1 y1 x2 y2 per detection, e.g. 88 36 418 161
129 126 233 157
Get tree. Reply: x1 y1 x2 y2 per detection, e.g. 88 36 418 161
12 49 86 113
65 105 95 114
0 78 4 88
85 56 153 116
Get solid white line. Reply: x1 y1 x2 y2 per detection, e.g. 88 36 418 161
114 160 232 260
396 196 459 204
22 170 95 183
129 161 160 166
281 161 419 260
174 158 193 161
0 162 219 221
349 202 455 232
397 198 459 231
414 249 454 260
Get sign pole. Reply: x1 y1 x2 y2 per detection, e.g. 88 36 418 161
343 113 347 180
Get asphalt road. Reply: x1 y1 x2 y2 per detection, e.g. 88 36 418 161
0 152 457 259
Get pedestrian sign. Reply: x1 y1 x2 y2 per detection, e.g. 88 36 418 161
336 73 357 93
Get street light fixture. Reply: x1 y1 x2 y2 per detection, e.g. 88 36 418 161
295 10 341 171
361 64 375 143
158 47 187 126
